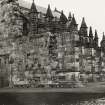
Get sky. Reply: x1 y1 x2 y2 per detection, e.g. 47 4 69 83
22 0 105 42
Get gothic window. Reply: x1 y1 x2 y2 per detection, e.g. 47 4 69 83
80 36 83 44
76 58 79 62
23 19 29 36
85 37 88 43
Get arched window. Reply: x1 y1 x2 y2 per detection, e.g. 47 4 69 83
23 19 29 36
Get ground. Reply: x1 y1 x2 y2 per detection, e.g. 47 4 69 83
0 82 105 93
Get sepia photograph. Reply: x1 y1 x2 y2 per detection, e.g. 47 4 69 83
0 0 105 104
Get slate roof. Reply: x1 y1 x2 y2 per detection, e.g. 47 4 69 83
18 0 61 18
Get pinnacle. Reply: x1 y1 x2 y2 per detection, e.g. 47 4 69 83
60 10 68 23
70 14 77 25
68 12 72 18
46 4 53 18
89 26 93 38
30 0 38 13
94 30 98 39
80 17 87 28
68 12 72 21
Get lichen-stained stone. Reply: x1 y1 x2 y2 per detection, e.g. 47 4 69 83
0 0 104 86
7 32 51 83
0 0 23 39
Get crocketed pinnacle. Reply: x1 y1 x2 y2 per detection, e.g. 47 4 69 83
68 12 72 21
80 17 87 28
46 4 54 18
70 14 77 26
79 17 88 36
60 10 68 23
89 26 93 38
94 30 98 39
30 0 38 13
